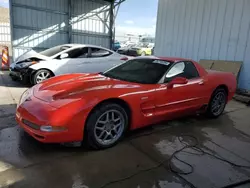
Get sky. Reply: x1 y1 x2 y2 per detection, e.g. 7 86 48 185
0 0 158 36
0 0 8 8
115 0 158 36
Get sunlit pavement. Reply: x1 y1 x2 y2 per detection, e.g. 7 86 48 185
0 70 250 188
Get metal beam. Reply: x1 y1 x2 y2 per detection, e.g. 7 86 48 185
68 0 72 43
109 1 114 49
12 3 68 15
72 31 110 38
9 0 15 61
12 25 68 34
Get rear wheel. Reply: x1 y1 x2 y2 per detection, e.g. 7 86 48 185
85 103 128 149
206 88 227 118
33 69 53 85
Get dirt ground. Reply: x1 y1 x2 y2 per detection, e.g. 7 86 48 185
0 71 250 188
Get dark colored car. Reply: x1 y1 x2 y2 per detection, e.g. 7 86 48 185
113 42 121 51
117 44 138 56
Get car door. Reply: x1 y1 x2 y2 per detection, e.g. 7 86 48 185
84 47 123 72
58 47 91 74
154 61 207 119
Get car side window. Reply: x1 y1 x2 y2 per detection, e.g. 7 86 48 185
67 47 89 58
90 48 112 58
165 61 199 83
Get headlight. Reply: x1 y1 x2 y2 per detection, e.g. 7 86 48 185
18 88 33 107
40 125 67 132
18 61 37 68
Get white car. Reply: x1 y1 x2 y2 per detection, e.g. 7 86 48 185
9 44 128 85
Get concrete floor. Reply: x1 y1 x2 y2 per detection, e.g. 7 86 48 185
0 71 250 188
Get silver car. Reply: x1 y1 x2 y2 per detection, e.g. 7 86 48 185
10 44 128 85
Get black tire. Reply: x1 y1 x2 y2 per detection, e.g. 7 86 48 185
206 88 227 118
85 103 129 149
32 69 53 85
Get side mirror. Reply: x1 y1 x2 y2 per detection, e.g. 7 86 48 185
60 53 69 59
167 77 188 89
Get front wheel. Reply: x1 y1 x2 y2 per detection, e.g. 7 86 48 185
141 51 146 56
206 88 227 118
85 103 128 149
32 69 53 85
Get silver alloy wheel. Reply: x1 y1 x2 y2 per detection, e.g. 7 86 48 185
211 91 226 116
36 71 50 83
94 109 125 146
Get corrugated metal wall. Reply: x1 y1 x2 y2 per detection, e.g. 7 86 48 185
0 7 11 57
71 0 110 47
155 0 250 90
10 0 69 58
10 0 111 60
0 23 11 46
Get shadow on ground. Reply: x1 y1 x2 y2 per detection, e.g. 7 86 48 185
0 71 31 88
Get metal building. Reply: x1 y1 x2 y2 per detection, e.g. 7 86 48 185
0 7 11 56
155 0 250 90
9 0 124 61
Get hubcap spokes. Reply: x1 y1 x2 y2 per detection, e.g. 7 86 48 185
211 92 226 115
94 110 124 145
36 72 50 83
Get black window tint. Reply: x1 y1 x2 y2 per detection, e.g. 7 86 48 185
40 45 71 57
68 47 88 58
165 61 199 82
90 48 111 58
104 59 171 84
184 61 199 79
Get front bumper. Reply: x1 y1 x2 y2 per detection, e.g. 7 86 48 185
9 67 33 83
16 95 84 143
16 116 71 143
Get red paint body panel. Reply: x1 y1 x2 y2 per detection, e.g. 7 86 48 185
16 57 237 143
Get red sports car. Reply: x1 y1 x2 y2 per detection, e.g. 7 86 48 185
16 57 236 149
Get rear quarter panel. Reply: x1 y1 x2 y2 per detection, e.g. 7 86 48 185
205 70 237 101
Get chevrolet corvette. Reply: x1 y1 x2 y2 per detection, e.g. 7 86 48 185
16 57 236 149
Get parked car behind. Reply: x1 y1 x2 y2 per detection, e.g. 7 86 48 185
117 44 137 56
9 44 128 85
113 41 121 51
133 43 154 56
117 43 153 56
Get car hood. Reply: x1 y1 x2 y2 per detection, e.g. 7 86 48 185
15 50 50 64
33 73 141 104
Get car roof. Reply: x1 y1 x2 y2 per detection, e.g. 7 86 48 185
63 44 112 50
134 56 193 62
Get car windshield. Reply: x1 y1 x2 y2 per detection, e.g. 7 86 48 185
102 59 172 84
40 45 71 57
